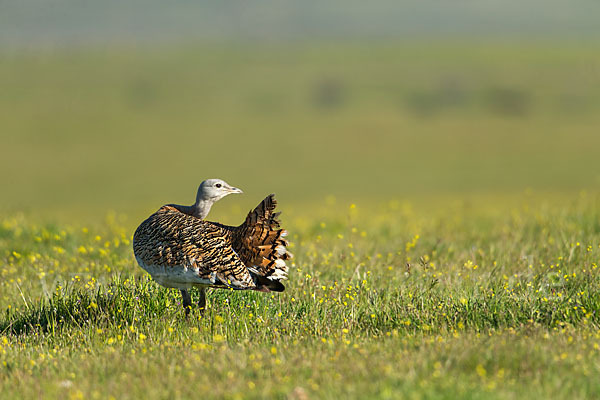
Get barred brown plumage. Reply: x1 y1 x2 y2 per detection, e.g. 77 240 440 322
132 179 292 315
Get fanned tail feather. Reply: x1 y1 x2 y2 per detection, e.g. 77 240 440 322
233 194 293 291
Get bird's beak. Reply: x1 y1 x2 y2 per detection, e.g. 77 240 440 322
229 186 243 194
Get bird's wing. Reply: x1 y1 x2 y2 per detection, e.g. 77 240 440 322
228 194 292 291
133 206 256 289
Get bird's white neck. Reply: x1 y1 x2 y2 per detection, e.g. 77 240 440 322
171 199 214 220
191 199 213 219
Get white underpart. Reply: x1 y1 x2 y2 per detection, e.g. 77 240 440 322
136 256 215 290
266 258 288 280
268 268 288 280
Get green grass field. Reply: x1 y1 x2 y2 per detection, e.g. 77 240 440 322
2 194 600 399
2 41 600 399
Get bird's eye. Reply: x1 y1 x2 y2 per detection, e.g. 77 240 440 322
215 183 222 188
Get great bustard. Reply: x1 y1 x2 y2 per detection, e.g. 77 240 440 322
133 179 291 315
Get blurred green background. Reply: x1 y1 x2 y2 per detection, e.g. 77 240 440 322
1 1 599 224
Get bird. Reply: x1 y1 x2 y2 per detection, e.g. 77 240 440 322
133 179 292 316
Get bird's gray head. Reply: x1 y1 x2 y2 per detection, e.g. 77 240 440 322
196 179 243 203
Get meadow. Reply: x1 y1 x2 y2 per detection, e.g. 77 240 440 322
2 194 600 399
1 41 600 399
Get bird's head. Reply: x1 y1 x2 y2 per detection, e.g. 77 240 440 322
196 179 243 203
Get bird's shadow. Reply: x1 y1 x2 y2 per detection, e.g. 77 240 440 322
0 276 185 335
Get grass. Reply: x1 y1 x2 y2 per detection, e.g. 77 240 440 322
2 192 600 399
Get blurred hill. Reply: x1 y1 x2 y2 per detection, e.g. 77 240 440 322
1 2 599 223
2 42 599 221
1 0 599 48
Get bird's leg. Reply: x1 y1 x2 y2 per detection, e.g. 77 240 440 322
198 287 206 315
180 289 192 317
